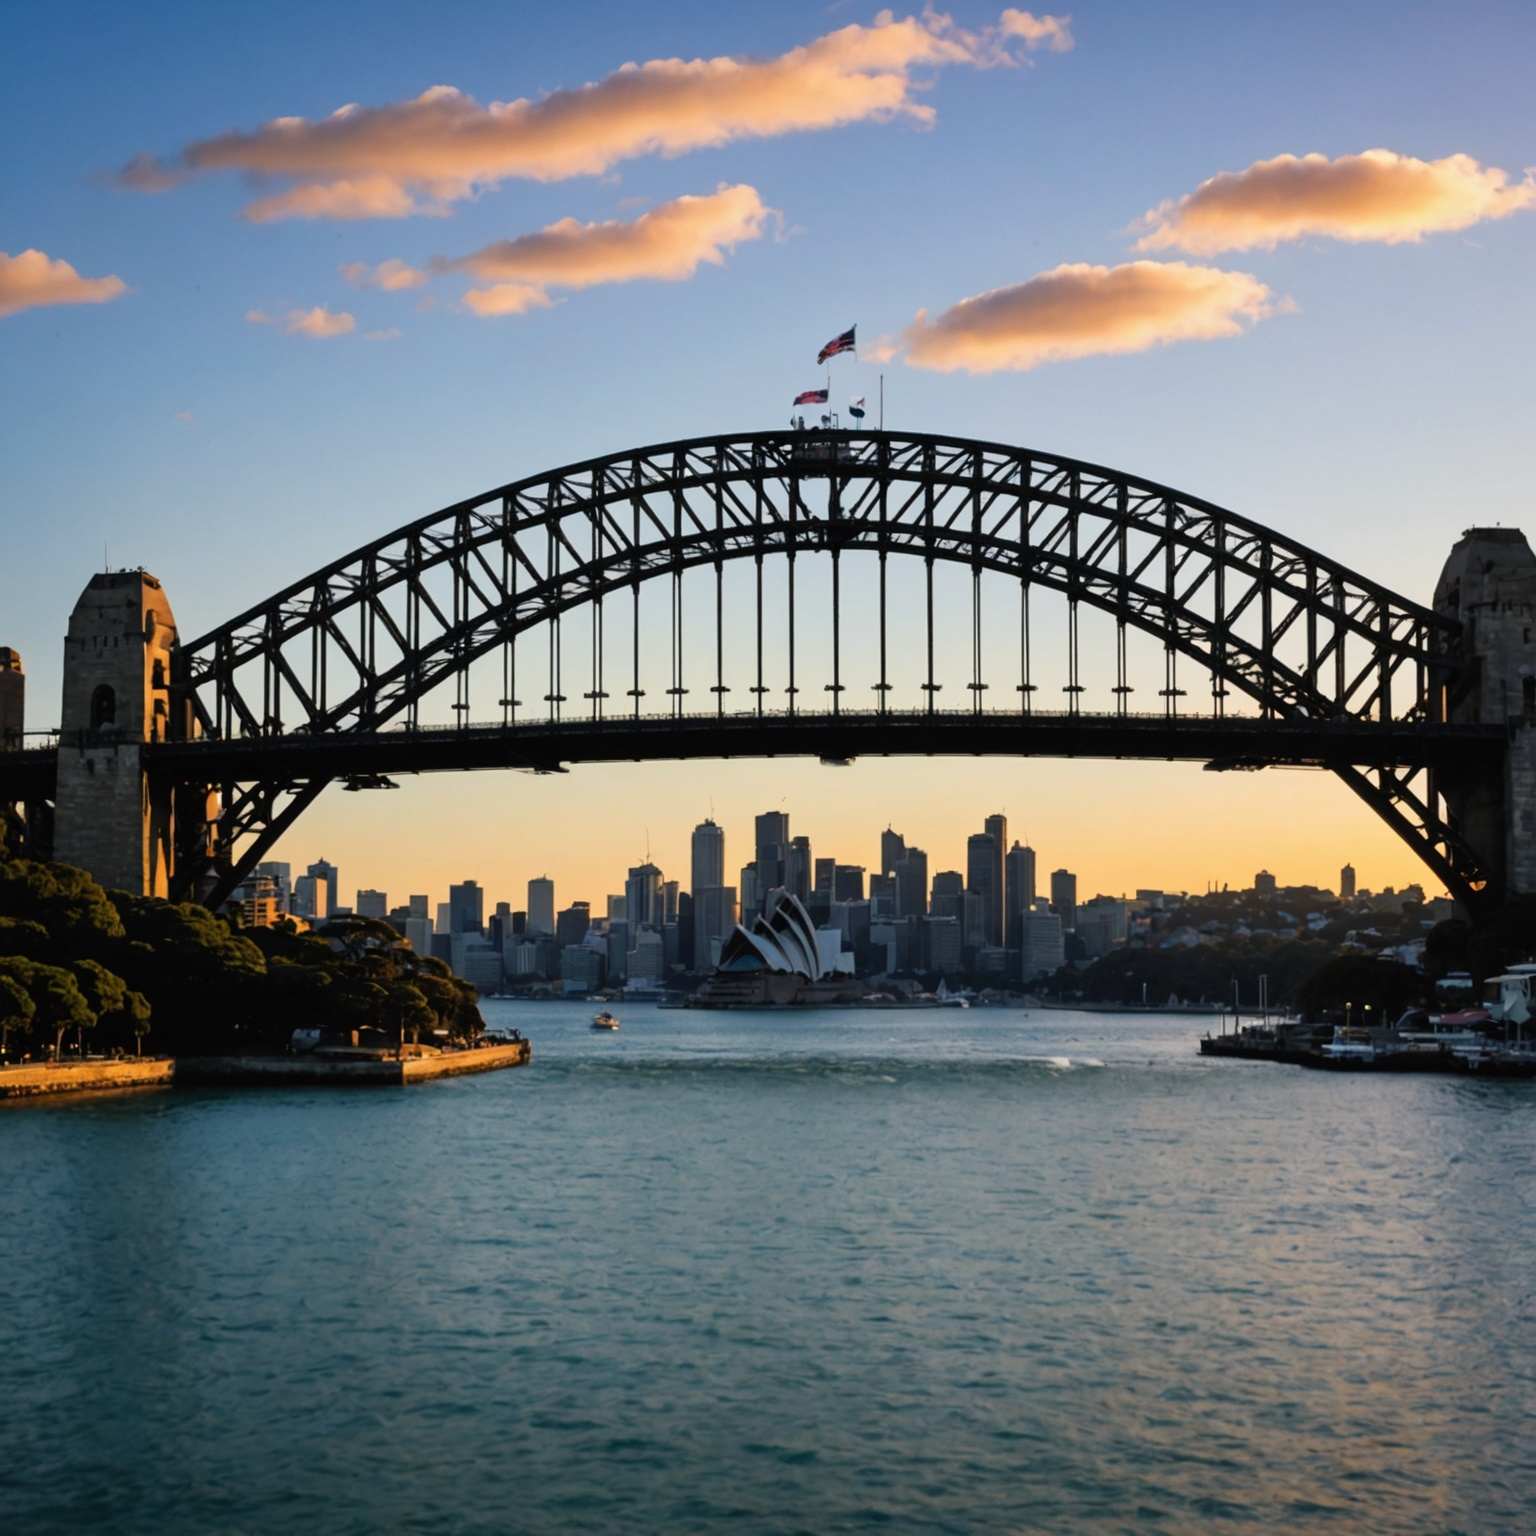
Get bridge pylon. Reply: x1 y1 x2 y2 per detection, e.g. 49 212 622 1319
1435 529 1536 903
53 571 190 897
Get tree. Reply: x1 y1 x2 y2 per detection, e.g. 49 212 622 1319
1295 955 1424 1020
72 959 151 1057
0 957 96 1059
0 973 34 1060
389 982 435 1054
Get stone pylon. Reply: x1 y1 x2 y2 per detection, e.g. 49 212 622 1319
1434 528 1536 901
52 571 182 896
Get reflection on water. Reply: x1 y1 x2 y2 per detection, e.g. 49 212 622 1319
4 1005 1533 1534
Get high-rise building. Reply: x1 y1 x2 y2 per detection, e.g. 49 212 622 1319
1254 870 1278 897
435 901 451 934
961 889 987 952
448 879 484 934
814 858 836 898
924 915 963 974
1004 842 1035 947
1049 869 1077 931
693 885 737 971
1076 896 1128 960
966 832 999 945
661 879 680 925
691 819 725 895
868 872 897 919
556 901 591 948
1022 909 1065 982
255 861 293 912
894 846 928 918
625 863 663 930
1340 863 1357 900
755 811 789 891
930 869 963 920
880 827 906 879
983 814 1007 947
407 894 430 920
404 915 433 955
785 835 813 904
739 864 761 924
356 889 388 919
292 872 329 921
606 894 626 923
306 859 339 914
527 876 555 936
833 864 865 902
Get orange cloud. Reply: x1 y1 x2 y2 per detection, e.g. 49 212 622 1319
120 10 1069 219
0 248 127 319
900 260 1279 373
1000 9 1073 51
340 257 428 290
1135 149 1536 255
461 283 554 317
448 183 770 296
284 306 356 338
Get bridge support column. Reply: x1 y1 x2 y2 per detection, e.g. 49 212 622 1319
1435 529 1536 902
53 572 180 897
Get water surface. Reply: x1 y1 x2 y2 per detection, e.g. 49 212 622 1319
5 1005 1533 1533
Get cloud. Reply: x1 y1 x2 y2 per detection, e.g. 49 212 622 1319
340 257 428 290
462 283 554 317
244 308 273 324
1134 149 1536 255
284 306 356 338
1000 9 1073 51
446 183 770 298
174 410 194 424
120 9 1070 219
364 327 402 341
0 248 127 319
899 260 1280 373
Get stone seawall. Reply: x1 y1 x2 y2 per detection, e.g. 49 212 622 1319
1 1042 530 1100
176 1041 532 1087
0 1058 176 1100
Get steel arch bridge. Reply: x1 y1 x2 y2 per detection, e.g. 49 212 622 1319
119 426 1493 910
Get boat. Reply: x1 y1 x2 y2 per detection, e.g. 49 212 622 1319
590 1011 620 1031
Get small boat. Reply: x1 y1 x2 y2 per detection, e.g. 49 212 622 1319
591 1011 620 1031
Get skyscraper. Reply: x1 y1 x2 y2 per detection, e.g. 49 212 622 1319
785 835 813 904
880 826 906 879
983 813 1007 948
1340 863 1357 900
306 859 339 914
1004 842 1036 947
356 889 388 919
755 810 789 890
894 846 928 918
693 884 738 971
527 876 555 936
967 831 999 947
1049 869 1078 931
930 869 963 919
448 879 484 934
625 862 663 930
691 818 725 895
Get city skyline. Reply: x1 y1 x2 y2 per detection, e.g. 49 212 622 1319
273 798 1374 932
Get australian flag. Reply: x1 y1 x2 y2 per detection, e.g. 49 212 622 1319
793 388 829 406
817 325 856 365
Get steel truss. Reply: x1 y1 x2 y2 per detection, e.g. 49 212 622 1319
168 430 1483 906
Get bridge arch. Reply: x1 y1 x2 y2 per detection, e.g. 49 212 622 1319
170 429 1484 906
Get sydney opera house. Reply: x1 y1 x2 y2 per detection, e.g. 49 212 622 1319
689 889 860 1007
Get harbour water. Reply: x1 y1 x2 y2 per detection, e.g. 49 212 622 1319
5 1004 1533 1533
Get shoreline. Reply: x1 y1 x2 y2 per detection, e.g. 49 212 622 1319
0 1041 531 1101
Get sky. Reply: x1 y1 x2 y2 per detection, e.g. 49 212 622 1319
4 0 1534 914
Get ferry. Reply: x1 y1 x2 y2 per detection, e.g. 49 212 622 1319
590 1011 620 1031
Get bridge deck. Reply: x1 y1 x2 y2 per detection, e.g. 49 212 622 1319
0 709 1494 788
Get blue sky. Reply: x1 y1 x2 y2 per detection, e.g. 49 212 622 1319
4 1 1534 907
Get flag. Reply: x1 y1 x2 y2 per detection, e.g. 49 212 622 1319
817 325 856 365
848 397 866 420
793 388 828 406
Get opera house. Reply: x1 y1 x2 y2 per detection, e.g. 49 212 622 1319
689 888 861 1008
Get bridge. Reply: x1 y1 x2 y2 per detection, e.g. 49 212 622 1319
2 428 1532 911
